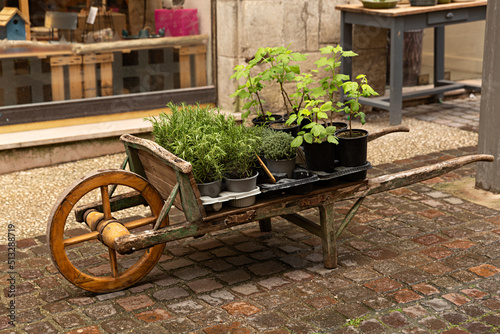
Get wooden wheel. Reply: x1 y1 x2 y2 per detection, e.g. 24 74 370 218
47 170 168 293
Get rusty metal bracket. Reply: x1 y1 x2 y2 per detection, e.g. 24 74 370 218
224 210 256 226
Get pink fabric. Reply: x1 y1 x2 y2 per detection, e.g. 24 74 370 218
154 9 199 36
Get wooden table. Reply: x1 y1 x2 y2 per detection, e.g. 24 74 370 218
336 1 487 125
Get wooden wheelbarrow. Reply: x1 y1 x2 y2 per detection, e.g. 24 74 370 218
47 126 493 292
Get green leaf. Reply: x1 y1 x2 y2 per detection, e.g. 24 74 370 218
327 135 339 144
291 136 303 148
304 133 313 144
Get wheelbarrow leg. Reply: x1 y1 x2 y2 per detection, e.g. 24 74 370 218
319 204 337 269
259 218 272 232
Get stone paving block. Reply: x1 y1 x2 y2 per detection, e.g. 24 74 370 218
411 282 440 296
198 290 236 306
402 305 428 319
359 319 386 334
363 295 396 311
95 291 125 301
187 278 224 294
116 295 154 311
222 301 260 316
217 269 251 285
65 325 101 334
203 321 251 334
17 309 44 323
283 270 314 282
468 263 500 277
173 266 210 281
380 311 409 328
168 300 205 315
305 296 338 310
23 321 58 334
442 292 471 306
342 267 382 283
153 287 190 301
279 302 314 319
364 277 402 293
257 277 290 290
462 321 493 333
421 298 453 312
304 309 346 330
279 255 311 269
101 317 138 333
188 307 230 326
42 301 73 314
390 288 423 304
247 260 286 276
135 308 172 323
160 258 194 271
230 283 261 296
362 248 399 261
53 312 85 328
84 304 117 320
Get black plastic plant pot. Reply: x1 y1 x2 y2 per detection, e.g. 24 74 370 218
269 119 300 137
337 129 369 181
251 114 283 127
302 141 337 173
332 122 348 133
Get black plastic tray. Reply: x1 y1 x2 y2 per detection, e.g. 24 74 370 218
258 162 372 193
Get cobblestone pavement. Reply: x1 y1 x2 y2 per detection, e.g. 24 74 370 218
2 96 499 334
1 144 499 334
403 94 481 133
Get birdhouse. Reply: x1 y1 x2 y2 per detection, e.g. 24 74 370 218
0 7 30 40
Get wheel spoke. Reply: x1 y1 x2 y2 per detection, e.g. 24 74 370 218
63 231 99 247
109 248 119 277
100 185 112 220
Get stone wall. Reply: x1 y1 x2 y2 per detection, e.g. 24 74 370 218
216 0 387 114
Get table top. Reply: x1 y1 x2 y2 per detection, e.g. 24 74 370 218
336 0 487 17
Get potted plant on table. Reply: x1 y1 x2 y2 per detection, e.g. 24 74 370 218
261 130 297 178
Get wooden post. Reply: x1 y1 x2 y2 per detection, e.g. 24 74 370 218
19 0 30 41
319 204 337 269
476 0 500 193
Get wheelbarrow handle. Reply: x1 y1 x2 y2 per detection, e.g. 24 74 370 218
367 125 410 142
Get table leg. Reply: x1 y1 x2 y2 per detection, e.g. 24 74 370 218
319 204 337 269
389 19 404 125
434 26 446 100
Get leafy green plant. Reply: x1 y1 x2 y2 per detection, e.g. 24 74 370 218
224 124 262 179
147 103 231 184
290 99 338 147
261 131 297 160
230 45 308 121
287 44 378 145
339 74 379 136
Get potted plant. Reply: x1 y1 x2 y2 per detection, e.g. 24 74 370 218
289 99 340 172
261 130 297 178
230 49 282 126
147 103 228 198
231 46 308 128
223 123 261 184
336 74 379 181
